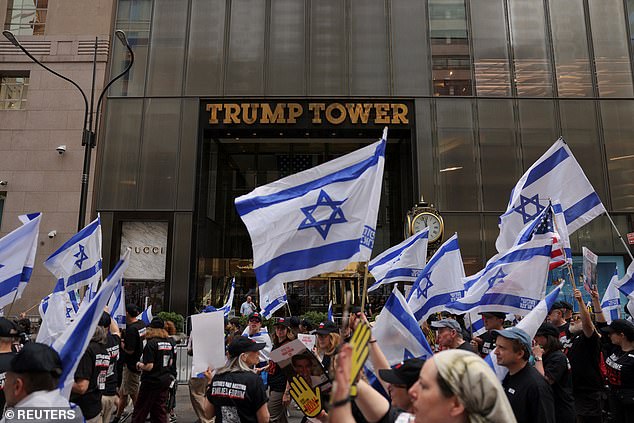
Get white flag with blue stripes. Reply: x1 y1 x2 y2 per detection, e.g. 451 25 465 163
368 228 429 292
106 275 126 328
218 278 235 317
374 287 433 364
0 213 41 309
44 216 102 291
601 269 621 324
496 138 605 253
140 305 153 325
449 238 552 316
485 284 562 380
327 300 333 322
235 129 386 290
406 234 465 324
616 261 634 318
53 248 129 399
260 280 287 319
37 278 71 345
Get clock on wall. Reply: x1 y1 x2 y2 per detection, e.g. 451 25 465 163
405 198 445 258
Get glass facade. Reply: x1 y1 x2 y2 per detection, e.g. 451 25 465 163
99 0 634 314
4 0 48 35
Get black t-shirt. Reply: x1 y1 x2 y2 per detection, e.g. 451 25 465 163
267 359 287 393
70 340 110 420
557 322 573 353
0 351 16 411
207 370 268 423
104 333 120 395
141 337 175 389
123 320 146 371
567 331 602 393
456 341 476 353
502 363 556 423
478 330 497 358
605 344 634 390
542 350 575 423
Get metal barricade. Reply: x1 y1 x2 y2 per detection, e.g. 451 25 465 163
175 343 192 384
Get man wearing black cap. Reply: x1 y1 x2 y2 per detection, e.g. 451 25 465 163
377 358 425 412
547 301 573 352
0 318 18 411
471 312 505 358
114 304 146 423
3 342 84 423
602 318 634 422
131 317 175 423
243 312 272 363
99 312 121 423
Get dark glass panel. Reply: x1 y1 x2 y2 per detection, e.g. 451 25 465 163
309 0 346 95
517 100 558 168
601 100 634 210
442 213 483 274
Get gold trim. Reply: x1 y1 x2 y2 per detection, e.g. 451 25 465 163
411 212 444 242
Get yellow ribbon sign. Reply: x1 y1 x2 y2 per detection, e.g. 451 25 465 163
289 375 322 418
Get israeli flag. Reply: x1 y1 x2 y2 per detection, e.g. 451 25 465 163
368 228 429 292
260 279 287 319
616 261 634 317
327 300 333 322
53 249 130 399
373 287 433 364
44 216 102 291
37 279 69 346
0 213 41 309
218 278 235 317
485 284 562 380
106 276 126 328
140 305 153 325
496 138 606 253
235 129 386 290
448 238 553 316
601 269 621 323
407 234 465 324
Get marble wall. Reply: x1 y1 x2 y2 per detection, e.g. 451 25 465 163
120 221 168 280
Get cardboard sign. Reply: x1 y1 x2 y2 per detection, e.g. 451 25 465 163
582 246 598 293
190 311 226 378
298 333 316 350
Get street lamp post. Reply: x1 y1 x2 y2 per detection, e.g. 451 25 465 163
3 30 134 231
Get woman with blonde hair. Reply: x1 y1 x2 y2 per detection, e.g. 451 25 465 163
268 318 296 423
315 321 340 375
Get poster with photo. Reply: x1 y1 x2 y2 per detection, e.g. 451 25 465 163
582 246 598 293
270 339 331 393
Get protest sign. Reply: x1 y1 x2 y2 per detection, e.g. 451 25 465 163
582 246 598 293
190 311 226 378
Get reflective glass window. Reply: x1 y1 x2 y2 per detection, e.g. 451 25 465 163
517 100 558 168
601 100 634 210
442 213 483 274
0 73 29 110
309 0 346 95
470 0 511 96
4 0 47 35
508 0 554 97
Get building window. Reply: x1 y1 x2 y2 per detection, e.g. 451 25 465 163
4 0 48 35
0 73 29 110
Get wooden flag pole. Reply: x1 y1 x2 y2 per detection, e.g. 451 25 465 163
360 262 370 312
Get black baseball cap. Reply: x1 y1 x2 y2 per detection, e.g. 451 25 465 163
98 312 111 328
227 337 266 358
559 301 574 311
478 311 506 319
378 358 425 389
315 321 338 335
248 312 262 322
10 342 63 376
273 317 290 328
0 318 19 337
601 319 634 339
300 319 314 330
535 322 559 338
126 304 140 317
150 317 165 329
289 316 301 327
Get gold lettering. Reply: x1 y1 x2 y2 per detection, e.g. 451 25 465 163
241 103 260 125
374 103 390 124
206 104 222 124
308 103 325 124
223 104 241 124
287 103 303 123
391 104 409 124
325 103 346 125
345 103 373 124
261 103 286 124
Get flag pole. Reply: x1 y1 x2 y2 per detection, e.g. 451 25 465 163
549 199 578 291
604 211 634 260
361 262 370 312
6 291 19 318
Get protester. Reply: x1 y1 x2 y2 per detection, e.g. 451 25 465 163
377 358 425 412
243 312 272 363
0 318 18 411
268 317 295 423
164 320 179 423
299 319 314 334
547 301 573 351
493 326 555 423
240 295 258 316
70 326 110 423
471 312 505 358
567 289 604 422
2 343 84 423
602 318 634 423
186 333 213 423
100 312 121 423
131 317 176 423
288 316 301 336
114 304 147 423
532 322 576 423
203 337 269 423
343 307 362 342
315 321 340 375
431 319 476 353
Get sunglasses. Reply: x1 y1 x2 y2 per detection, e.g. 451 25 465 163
571 315 582 322
249 318 261 323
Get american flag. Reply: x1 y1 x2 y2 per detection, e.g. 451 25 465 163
277 155 313 177
517 203 566 270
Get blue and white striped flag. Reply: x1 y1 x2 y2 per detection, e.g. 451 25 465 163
448 238 552 316
260 280 287 319
616 261 634 318
52 248 130 399
368 228 429 292
407 234 465 324
37 278 69 345
235 129 386 291
485 284 562 380
106 274 126 328
140 305 153 325
0 213 41 309
327 300 333 322
44 216 102 291
218 278 235 317
601 269 621 324
496 138 605 253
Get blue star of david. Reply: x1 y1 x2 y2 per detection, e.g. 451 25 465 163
513 194 545 224
73 244 89 270
415 274 434 299
298 190 347 240
487 268 507 289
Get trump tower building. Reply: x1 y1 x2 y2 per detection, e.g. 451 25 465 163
94 0 634 316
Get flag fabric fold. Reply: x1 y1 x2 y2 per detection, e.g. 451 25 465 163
218 278 235 317
235 129 387 291
496 138 605 253
37 278 68 346
140 305 153 325
406 234 465 324
106 273 126 328
368 228 429 292
616 261 634 317
327 300 333 322
260 280 287 319
601 269 621 324
44 216 102 291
